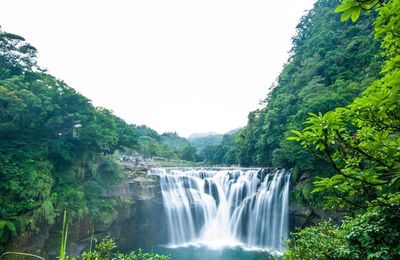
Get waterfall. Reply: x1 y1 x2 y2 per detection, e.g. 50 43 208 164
149 168 290 251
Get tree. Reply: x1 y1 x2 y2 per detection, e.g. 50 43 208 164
289 0 400 209
210 0 383 181
0 29 142 250
285 1 400 257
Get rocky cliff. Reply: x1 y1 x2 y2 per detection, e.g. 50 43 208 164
7 165 338 258
7 164 168 258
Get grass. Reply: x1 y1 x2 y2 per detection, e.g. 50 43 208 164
59 210 69 260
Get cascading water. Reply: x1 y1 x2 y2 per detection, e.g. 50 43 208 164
149 168 290 251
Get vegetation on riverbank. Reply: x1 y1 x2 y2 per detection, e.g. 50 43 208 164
284 0 400 258
1 0 399 258
0 28 195 252
1 212 170 259
189 0 400 258
196 0 383 183
72 237 170 260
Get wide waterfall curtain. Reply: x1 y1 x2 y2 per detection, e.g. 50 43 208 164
150 168 290 251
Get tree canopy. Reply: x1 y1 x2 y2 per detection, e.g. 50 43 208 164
285 0 400 258
0 29 196 251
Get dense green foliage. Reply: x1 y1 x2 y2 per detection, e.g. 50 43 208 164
187 130 242 165
285 221 344 259
285 0 400 258
198 132 240 165
237 0 381 169
0 30 133 251
134 127 197 161
202 0 382 170
1 0 398 257
77 237 170 260
0 29 195 252
290 0 399 210
285 194 400 259
159 132 197 161
199 0 384 206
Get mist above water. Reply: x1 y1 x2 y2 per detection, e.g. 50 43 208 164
149 167 290 252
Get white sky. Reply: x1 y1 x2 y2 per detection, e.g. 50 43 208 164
1 0 314 137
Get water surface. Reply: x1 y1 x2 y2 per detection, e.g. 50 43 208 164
149 244 277 260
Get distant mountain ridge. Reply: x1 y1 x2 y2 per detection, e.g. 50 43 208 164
187 132 220 139
187 133 223 150
187 128 242 150
188 128 242 140
225 127 242 136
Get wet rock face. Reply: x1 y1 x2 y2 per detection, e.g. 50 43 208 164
288 202 344 232
8 169 168 258
9 165 343 257
289 203 318 231
107 175 168 251
60 175 168 256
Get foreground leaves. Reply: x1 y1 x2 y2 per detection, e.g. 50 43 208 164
289 0 400 209
284 194 400 259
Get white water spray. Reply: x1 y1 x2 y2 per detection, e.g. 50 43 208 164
149 168 290 251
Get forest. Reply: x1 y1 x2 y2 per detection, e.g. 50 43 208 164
1 0 399 259
0 29 197 255
193 0 400 258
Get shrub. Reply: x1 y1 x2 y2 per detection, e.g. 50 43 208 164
77 237 170 260
284 221 345 259
284 194 400 259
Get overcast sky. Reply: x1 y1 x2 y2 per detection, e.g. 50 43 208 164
1 0 315 137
